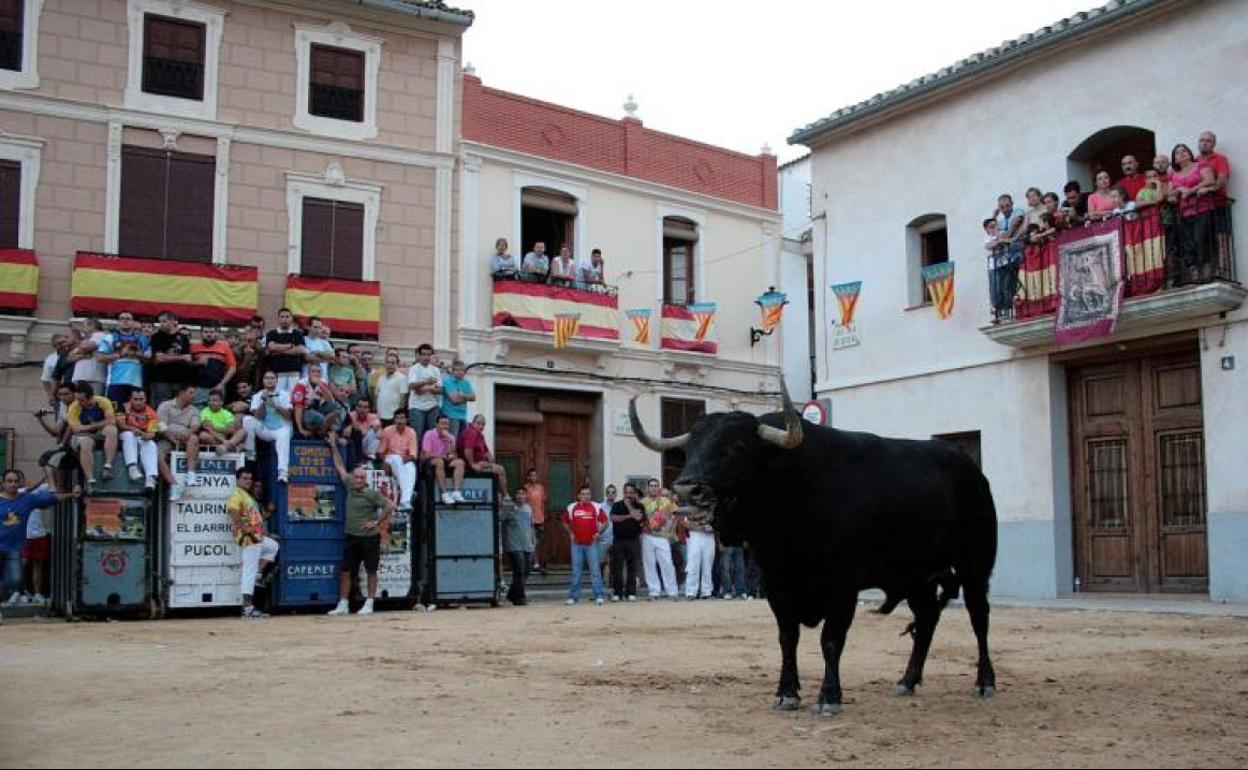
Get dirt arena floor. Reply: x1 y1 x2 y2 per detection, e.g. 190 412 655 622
2 599 1247 768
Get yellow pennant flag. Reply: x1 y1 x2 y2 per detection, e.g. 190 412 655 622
554 312 581 348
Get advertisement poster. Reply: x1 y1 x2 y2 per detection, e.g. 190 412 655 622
83 497 146 540
364 469 410 598
169 453 245 567
287 483 339 522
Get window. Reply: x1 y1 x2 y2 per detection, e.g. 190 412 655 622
294 23 381 141
0 159 18 248
0 0 22 71
300 197 364 280
125 0 224 120
906 214 947 307
663 216 698 306
933 431 982 470
142 14 205 101
520 187 576 259
118 145 214 262
309 44 364 123
661 398 705 490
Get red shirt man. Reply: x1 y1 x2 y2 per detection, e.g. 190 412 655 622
1198 131 1231 193
1117 155 1147 201
563 496 607 546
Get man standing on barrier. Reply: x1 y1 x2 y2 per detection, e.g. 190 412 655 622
328 444 394 617
226 466 278 619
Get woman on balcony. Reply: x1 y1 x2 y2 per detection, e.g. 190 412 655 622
490 237 519 279
1086 170 1117 221
549 245 576 287
1168 143 1220 282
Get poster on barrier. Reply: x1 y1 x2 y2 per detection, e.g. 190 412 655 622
167 452 246 607
362 469 410 599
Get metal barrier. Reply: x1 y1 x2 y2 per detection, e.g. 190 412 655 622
422 472 499 608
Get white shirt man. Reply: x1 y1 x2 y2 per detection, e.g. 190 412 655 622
373 352 409 423
406 345 443 438
303 317 335 380
243 372 294 482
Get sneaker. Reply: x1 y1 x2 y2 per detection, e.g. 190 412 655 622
722 594 734 601
241 606 269 619
441 492 455 506
85 478 97 495
30 593 47 605
127 464 142 482
595 598 604 606
277 470 289 484
358 600 375 616
327 601 350 616
610 595 621 603
169 483 183 502
145 477 157 491
101 464 114 481
565 599 577 606
627 595 638 603
450 490 466 504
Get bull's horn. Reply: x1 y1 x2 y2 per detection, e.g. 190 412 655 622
756 377 803 449
629 395 690 452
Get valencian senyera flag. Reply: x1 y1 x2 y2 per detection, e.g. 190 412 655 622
285 275 381 338
922 262 956 320
626 308 652 345
71 252 258 323
0 249 39 314
757 291 788 333
661 304 718 354
553 312 581 349
831 282 862 326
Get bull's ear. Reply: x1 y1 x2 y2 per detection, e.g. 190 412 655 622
630 394 690 452
756 376 803 449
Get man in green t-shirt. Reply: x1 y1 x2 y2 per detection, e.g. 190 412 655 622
327 444 394 617
198 390 246 454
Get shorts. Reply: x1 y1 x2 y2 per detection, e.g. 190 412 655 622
39 446 78 472
23 536 50 561
342 534 381 575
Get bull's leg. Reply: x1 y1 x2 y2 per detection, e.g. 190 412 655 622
814 594 858 717
963 577 996 698
768 598 801 711
893 587 942 696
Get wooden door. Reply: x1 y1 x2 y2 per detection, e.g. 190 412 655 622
1069 351 1207 593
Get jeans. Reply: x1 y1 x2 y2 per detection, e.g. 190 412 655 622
610 537 641 598
720 545 747 597
408 407 441 442
568 542 604 602
2 548 23 594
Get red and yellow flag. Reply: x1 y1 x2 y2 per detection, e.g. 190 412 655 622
71 252 258 323
284 275 382 339
689 303 717 342
626 309 651 345
922 262 956 320
0 249 39 314
553 312 581 349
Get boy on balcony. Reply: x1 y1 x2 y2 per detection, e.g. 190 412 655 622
522 241 550 281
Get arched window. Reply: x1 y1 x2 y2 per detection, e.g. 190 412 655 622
662 216 699 306
906 213 947 308
1067 126 1156 192
520 186 577 258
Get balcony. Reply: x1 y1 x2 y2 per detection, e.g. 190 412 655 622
491 274 620 346
981 199 1244 348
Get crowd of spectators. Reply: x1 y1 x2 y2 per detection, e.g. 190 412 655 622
490 237 609 292
985 130 1232 316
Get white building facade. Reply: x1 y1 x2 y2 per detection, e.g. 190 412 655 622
778 155 815 402
792 0 1248 600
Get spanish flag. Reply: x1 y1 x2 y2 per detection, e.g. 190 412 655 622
0 249 39 314
71 252 258 323
922 262 956 320
284 275 382 339
831 282 861 327
626 308 651 345
553 312 581 349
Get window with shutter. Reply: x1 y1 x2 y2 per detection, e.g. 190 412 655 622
309 44 365 123
119 146 214 262
0 159 20 248
142 15 206 101
300 197 364 280
0 0 21 72
662 217 698 306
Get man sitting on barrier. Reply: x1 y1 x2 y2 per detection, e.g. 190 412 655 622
328 445 394 617
157 383 202 501
378 409 419 513
459 414 510 503
117 389 160 491
66 383 120 494
199 389 247 456
421 414 467 506
226 466 278 620
244 371 294 484
292 365 342 439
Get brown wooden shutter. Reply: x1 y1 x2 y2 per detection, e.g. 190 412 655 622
301 198 364 280
119 146 214 262
309 44 365 122
0 0 23 71
0 159 20 248
143 15 205 100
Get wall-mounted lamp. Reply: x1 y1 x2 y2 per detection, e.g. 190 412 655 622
750 287 789 346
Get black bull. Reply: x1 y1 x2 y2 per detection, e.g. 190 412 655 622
630 389 997 716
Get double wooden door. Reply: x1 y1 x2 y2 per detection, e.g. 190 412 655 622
1069 350 1208 593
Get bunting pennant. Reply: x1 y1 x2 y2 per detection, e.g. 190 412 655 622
660 304 718 354
0 249 39 314
284 275 382 338
922 262 956 320
553 312 581 349
757 291 788 333
689 302 717 342
626 308 652 345
71 252 258 323
831 282 862 327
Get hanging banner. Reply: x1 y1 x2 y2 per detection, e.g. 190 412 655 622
362 469 411 600
757 291 788 333
830 282 862 350
167 452 246 608
626 308 652 345
71 252 258 323
689 303 717 342
0 249 39 314
1055 229 1124 346
922 262 956 320
284 275 381 339
661 304 718 354
553 312 581 349
492 279 619 340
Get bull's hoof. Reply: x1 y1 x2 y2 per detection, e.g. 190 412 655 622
772 695 801 711
814 702 842 717
891 684 916 697
973 685 996 699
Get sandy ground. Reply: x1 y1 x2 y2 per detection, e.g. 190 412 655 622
2 600 1247 768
